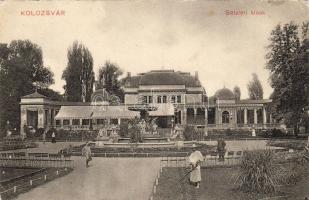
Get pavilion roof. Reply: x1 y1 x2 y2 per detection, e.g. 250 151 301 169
55 106 95 119
22 91 48 99
92 106 139 119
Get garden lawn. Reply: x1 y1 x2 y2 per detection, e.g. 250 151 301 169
268 139 307 150
153 166 309 200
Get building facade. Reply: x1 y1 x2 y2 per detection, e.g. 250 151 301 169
20 69 279 135
123 70 277 130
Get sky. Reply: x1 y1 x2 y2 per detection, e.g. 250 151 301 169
0 0 308 98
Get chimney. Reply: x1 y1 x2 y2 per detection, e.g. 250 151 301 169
194 71 199 80
125 72 131 86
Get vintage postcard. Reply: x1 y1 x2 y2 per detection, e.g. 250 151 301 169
0 0 308 200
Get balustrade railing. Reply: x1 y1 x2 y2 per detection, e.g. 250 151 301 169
0 152 74 168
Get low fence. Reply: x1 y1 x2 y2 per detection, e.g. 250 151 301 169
73 151 190 158
0 168 71 200
160 150 244 168
0 152 74 168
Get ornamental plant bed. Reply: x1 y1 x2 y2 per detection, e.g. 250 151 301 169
153 151 309 200
267 139 307 150
153 166 309 200
153 167 278 200
69 143 216 157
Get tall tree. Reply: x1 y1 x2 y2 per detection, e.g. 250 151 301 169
247 73 264 100
97 61 124 101
62 41 94 102
266 21 309 136
233 86 241 100
0 40 54 131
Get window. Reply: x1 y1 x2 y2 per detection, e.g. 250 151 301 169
82 119 90 125
148 96 153 103
56 120 61 126
63 119 70 126
111 119 118 125
157 96 162 103
177 95 181 103
171 96 176 103
72 119 80 125
143 96 147 103
222 111 230 124
97 119 105 125
163 96 167 103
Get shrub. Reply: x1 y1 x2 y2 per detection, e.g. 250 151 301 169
183 125 202 141
271 128 285 137
35 128 45 137
225 128 232 136
119 121 129 137
235 149 284 193
128 118 143 143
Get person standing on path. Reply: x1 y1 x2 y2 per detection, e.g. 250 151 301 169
82 142 92 168
217 138 226 162
188 144 204 188
51 131 56 143
43 128 48 144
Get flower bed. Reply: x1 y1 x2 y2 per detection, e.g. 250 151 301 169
153 158 309 200
68 143 216 157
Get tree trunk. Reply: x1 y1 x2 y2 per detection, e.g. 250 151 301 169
293 123 299 137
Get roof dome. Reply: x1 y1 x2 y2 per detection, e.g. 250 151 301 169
139 70 185 85
214 88 235 100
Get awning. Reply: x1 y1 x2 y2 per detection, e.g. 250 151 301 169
92 106 139 119
149 103 175 116
55 106 95 119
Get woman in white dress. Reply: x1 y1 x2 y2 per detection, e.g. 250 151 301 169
188 144 204 188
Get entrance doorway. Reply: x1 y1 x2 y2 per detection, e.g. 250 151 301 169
27 110 38 128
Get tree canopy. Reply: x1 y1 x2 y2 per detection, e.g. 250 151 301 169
0 40 55 132
247 73 264 100
266 21 309 135
97 61 124 102
233 86 241 101
62 41 95 102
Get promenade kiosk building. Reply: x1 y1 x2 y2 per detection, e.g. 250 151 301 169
20 70 278 135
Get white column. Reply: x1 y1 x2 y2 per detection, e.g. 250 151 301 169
204 108 208 136
234 109 237 128
38 108 44 128
182 109 187 125
263 107 267 124
20 108 27 137
254 109 257 124
118 118 121 125
194 108 197 121
52 109 55 127
244 108 247 125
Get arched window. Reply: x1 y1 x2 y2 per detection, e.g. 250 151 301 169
222 111 230 124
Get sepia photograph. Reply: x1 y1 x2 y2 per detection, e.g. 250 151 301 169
0 0 308 200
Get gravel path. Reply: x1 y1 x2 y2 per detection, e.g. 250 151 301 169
15 157 161 200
